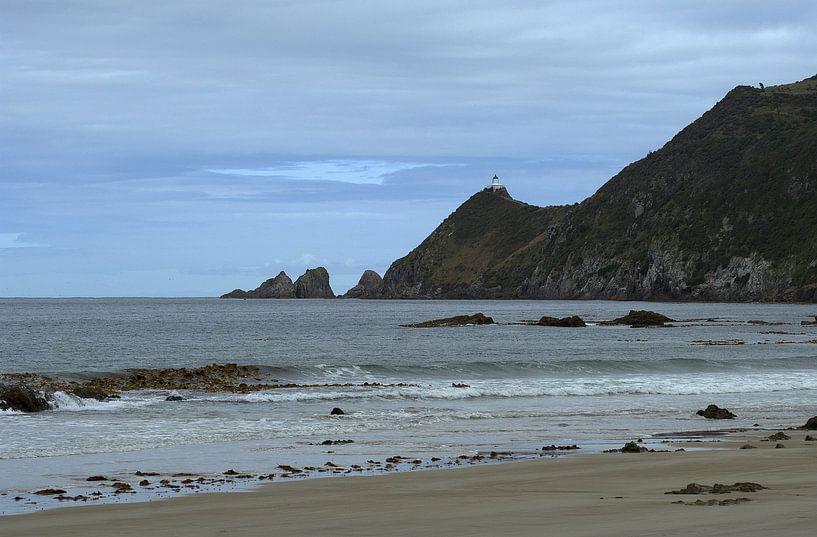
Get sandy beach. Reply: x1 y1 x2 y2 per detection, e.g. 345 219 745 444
1 429 814 537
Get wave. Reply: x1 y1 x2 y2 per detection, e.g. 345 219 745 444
49 391 163 412
255 355 817 382
186 371 817 404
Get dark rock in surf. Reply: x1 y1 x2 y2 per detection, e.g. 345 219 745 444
696 404 737 419
0 385 50 413
330 407 345 415
165 395 184 401
403 313 495 328
85 475 108 482
801 316 817 326
602 310 674 327
537 315 586 327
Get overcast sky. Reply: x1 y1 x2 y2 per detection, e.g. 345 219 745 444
2 0 816 296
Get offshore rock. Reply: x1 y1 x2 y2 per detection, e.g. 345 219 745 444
343 270 384 298
537 315 586 327
295 267 335 298
603 310 674 327
402 313 495 328
0 384 50 412
221 271 296 299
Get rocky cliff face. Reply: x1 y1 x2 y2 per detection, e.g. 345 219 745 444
382 74 817 302
343 270 384 298
294 267 335 298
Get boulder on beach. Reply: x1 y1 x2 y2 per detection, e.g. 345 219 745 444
602 310 674 327
696 404 737 419
620 441 647 453
798 416 817 430
0 384 50 412
342 270 384 298
537 315 586 327
402 313 495 328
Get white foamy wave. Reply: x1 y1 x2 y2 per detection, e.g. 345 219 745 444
50 391 161 412
191 371 817 404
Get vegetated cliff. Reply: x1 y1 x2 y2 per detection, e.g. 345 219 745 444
382 75 817 302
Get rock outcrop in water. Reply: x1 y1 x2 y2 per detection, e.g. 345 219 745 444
0 384 50 412
294 267 335 298
221 267 335 299
696 404 737 419
402 313 495 328
602 310 674 327
342 270 384 298
379 75 817 302
536 315 586 327
221 271 296 299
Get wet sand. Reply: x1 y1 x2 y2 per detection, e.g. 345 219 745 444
1 430 814 537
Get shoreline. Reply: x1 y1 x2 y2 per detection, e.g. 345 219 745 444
2 428 815 536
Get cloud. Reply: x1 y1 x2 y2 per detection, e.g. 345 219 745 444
208 159 458 185
0 233 47 249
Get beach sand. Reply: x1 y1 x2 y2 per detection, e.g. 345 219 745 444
1 430 814 537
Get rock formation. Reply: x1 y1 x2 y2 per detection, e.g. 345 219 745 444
696 404 736 419
0 384 50 412
381 74 817 302
342 270 384 298
402 313 495 328
221 271 296 299
221 268 335 299
536 315 586 327
294 267 335 298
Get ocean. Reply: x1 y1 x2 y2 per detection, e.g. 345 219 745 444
1 298 816 514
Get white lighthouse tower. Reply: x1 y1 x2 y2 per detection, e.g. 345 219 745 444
489 174 504 191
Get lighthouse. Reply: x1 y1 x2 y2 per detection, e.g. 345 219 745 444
489 174 503 191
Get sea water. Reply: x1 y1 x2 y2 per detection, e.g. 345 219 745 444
1 298 816 514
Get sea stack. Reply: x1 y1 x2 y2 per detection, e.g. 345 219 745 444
220 271 296 298
294 267 335 298
343 270 384 298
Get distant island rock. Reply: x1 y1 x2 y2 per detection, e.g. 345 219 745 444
342 270 384 298
221 267 333 299
221 271 296 299
402 313 495 328
295 267 335 298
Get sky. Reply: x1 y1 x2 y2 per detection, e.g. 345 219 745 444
2 0 816 297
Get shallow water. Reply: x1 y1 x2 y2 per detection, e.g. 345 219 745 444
1 298 816 514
